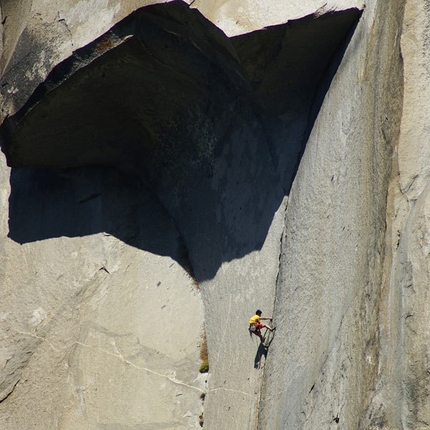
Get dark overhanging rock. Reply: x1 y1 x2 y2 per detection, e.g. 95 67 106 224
0 2 362 279
0 2 361 183
230 8 362 116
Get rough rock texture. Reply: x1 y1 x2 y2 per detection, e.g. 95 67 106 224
2 0 430 429
259 1 404 428
366 0 430 428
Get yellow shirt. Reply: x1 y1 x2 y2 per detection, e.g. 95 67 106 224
249 315 260 325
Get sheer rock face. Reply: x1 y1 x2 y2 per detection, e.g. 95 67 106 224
376 0 430 428
259 1 405 428
0 162 207 429
1 0 428 429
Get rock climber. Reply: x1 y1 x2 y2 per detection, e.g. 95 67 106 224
249 310 274 345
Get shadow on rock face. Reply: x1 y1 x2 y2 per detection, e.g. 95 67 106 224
8 167 196 271
1 1 361 281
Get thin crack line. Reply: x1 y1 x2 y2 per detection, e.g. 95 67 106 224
15 331 58 352
73 341 203 393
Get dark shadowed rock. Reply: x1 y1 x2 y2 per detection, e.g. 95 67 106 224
0 2 361 283
0 2 361 185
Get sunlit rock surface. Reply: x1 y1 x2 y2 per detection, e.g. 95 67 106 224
2 0 429 429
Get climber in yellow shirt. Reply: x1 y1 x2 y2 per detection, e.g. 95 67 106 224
249 310 274 345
